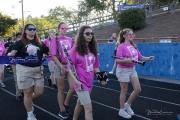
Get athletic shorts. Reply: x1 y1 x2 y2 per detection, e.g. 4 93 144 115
48 60 62 79
16 64 44 89
116 67 138 82
76 90 91 105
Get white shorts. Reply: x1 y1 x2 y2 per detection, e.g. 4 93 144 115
48 60 62 79
0 64 4 72
76 90 91 105
116 67 138 82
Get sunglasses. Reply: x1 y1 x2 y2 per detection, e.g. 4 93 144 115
60 27 68 30
128 33 135 36
84 32 94 36
27 28 36 31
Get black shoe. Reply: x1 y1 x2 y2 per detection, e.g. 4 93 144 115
16 95 23 102
64 105 72 117
58 111 69 119
47 78 52 86
52 84 57 89
64 105 70 112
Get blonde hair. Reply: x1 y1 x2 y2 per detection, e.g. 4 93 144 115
118 28 137 48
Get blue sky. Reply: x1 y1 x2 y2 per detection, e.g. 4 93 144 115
0 0 80 18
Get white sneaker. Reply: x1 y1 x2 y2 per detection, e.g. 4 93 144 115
118 109 131 119
0 82 5 88
27 113 37 120
125 103 134 116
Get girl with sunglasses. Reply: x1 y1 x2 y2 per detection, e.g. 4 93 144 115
115 28 154 119
68 25 106 120
8 24 49 120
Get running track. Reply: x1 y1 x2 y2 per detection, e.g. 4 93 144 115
0 65 180 120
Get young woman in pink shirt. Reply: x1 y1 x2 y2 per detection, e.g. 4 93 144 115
68 25 106 120
116 28 154 119
50 22 74 119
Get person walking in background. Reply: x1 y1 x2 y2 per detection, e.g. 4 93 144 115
0 37 6 88
8 24 49 120
10 32 24 101
108 33 117 43
109 33 119 74
43 29 57 88
4 37 14 72
115 28 154 119
69 25 107 120
4 37 14 51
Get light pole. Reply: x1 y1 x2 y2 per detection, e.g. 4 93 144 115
19 0 24 27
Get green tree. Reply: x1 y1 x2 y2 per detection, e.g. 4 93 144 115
78 0 116 18
48 6 74 24
0 12 17 36
85 0 106 11
156 0 174 6
117 8 146 30
77 1 91 21
25 16 56 36
47 6 85 32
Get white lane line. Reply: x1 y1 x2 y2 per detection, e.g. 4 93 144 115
0 87 61 120
93 85 180 107
140 84 180 93
139 96 180 107
46 80 180 107
45 86 57 90
92 100 152 120
32 104 61 119
104 79 180 93
45 85 152 120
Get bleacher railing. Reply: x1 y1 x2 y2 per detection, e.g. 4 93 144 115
96 36 180 43
67 15 114 32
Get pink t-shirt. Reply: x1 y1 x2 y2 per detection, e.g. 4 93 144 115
69 47 99 91
0 41 5 56
43 37 56 61
116 42 142 68
50 35 73 63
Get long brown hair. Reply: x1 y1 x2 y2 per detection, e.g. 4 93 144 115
118 28 137 48
75 25 98 56
21 23 41 45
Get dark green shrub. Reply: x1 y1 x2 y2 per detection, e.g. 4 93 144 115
117 8 146 30
156 0 173 6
